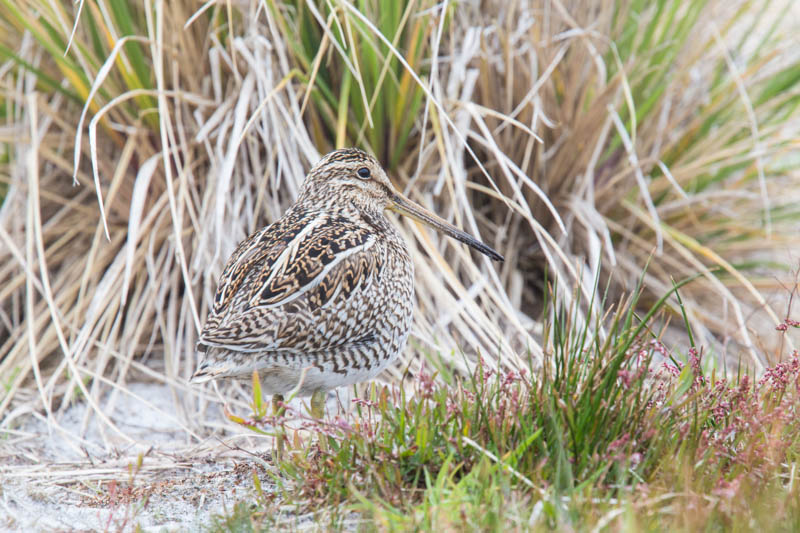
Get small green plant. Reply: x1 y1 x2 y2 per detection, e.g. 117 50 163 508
206 501 258 533
97 452 148 532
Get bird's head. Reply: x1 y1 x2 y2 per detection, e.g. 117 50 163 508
299 148 504 262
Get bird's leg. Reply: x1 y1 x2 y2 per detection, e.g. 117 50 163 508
272 394 284 461
272 393 285 416
309 390 328 452
310 390 326 419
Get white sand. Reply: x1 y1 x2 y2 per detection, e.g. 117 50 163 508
0 382 346 531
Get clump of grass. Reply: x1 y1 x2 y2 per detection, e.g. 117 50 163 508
266 0 440 169
0 1 234 424
464 0 800 367
217 278 800 531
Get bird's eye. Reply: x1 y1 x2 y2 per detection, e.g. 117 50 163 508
356 167 371 180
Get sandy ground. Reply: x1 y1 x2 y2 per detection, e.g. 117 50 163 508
0 382 348 532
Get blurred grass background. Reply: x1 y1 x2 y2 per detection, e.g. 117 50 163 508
1 0 799 474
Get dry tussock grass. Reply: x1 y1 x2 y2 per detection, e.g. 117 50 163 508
461 1 800 364
0 0 798 451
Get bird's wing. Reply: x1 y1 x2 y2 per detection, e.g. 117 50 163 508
198 210 382 352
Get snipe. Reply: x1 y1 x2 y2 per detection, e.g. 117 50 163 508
192 148 503 419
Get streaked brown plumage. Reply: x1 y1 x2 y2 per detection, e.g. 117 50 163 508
191 148 502 416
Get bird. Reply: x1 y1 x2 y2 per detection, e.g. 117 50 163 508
191 148 503 422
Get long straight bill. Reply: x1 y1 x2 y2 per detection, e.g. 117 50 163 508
389 193 504 262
